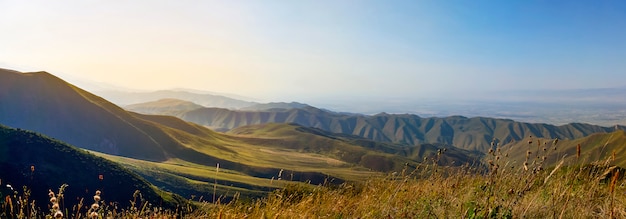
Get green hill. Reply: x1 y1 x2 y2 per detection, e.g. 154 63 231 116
0 124 184 209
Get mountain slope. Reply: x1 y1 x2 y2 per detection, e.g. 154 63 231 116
125 100 624 152
0 69 173 160
0 124 183 208
500 130 626 169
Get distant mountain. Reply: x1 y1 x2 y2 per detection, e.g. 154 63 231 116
0 124 183 208
126 98 204 116
95 90 256 109
241 102 311 111
124 99 624 152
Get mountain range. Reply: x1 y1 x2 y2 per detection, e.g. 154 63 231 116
125 99 625 152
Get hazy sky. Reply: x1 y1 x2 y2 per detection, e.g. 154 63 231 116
1 0 626 102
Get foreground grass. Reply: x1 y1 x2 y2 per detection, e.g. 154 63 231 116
2 151 624 218
194 157 624 218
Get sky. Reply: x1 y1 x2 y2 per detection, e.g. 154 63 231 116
1 0 626 103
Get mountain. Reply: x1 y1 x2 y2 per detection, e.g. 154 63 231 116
0 124 184 208
241 102 311 111
126 98 204 116
0 68 186 161
95 90 256 109
124 100 624 152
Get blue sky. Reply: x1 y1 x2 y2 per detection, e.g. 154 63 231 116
1 0 625 102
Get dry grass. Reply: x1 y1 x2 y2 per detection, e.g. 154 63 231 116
2 140 624 218
194 139 625 219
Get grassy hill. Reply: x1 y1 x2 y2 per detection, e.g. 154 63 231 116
499 130 626 169
126 99 624 152
0 124 184 210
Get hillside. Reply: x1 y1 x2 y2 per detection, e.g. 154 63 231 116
500 130 626 169
0 124 183 208
125 100 624 151
0 68 173 161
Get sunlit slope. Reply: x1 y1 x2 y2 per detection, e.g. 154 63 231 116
89 151 280 201
496 130 626 168
127 99 624 152
0 124 184 208
0 68 172 160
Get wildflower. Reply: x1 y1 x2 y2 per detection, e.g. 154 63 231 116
94 195 101 202
54 211 63 218
50 197 57 204
91 203 99 210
